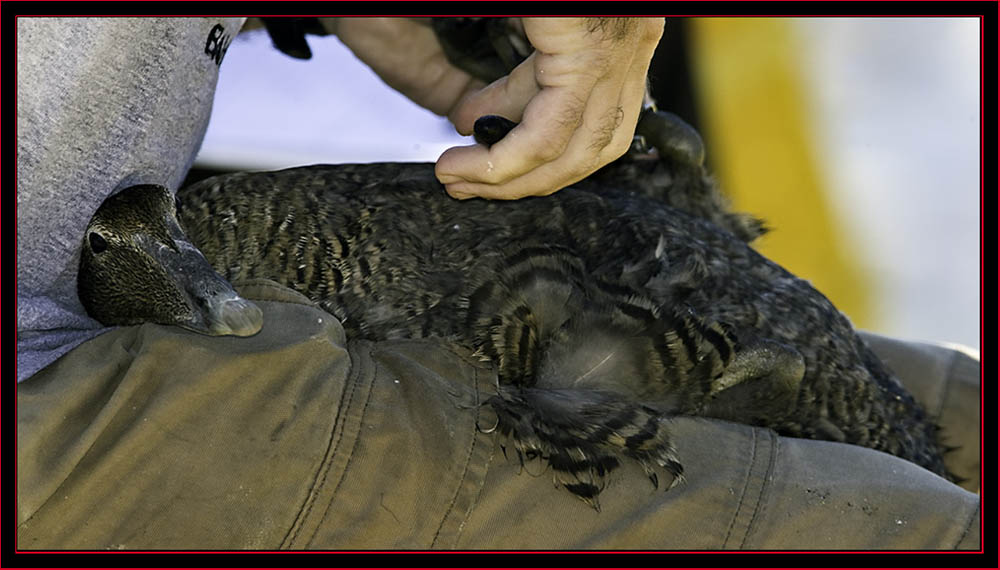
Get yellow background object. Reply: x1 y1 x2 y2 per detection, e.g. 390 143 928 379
690 18 872 329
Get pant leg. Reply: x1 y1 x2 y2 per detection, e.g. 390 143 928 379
16 281 981 550
860 331 981 491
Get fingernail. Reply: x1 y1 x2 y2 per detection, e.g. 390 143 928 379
445 186 474 200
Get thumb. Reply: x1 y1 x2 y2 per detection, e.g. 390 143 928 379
448 52 541 135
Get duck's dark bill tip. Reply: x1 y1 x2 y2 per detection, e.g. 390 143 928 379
473 115 518 147
210 297 264 337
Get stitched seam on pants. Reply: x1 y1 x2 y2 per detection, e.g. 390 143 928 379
304 344 381 548
409 339 493 374
431 357 483 548
280 343 367 548
954 500 980 549
740 430 777 550
722 427 757 549
931 350 959 418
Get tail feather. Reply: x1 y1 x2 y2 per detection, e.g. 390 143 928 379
488 386 683 510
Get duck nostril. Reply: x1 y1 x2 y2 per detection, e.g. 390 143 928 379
89 232 108 254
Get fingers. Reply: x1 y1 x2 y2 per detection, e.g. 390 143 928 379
333 18 487 117
435 95 621 200
448 52 542 134
435 17 665 200
437 79 614 199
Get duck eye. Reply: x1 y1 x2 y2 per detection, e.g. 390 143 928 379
89 232 108 254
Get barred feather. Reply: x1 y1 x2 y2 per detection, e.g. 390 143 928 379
79 112 953 508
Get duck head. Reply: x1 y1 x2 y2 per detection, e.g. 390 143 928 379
78 184 263 337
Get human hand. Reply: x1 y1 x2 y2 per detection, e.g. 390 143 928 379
328 18 487 120
435 18 665 199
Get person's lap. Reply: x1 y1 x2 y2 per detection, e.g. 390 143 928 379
16 280 980 550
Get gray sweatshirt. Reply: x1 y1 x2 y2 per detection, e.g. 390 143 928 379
17 17 246 381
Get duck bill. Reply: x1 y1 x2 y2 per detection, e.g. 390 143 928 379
152 238 264 338
197 287 265 337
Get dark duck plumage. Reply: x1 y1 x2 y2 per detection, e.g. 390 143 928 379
78 111 953 509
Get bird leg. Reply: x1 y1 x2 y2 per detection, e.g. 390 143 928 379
701 338 806 424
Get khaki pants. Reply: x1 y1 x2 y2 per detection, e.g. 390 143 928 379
17 280 980 550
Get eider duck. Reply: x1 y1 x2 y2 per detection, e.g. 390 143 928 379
78 111 952 508
79 182 263 337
